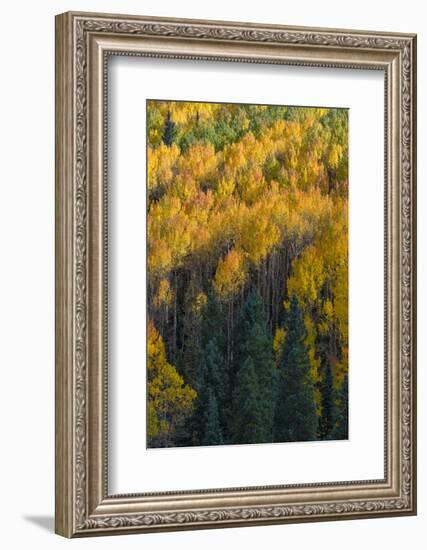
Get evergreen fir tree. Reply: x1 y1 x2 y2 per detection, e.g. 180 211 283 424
233 288 267 379
319 362 336 440
162 110 177 146
201 389 223 446
331 375 348 439
244 321 277 442
231 288 277 443
235 288 267 342
206 338 229 434
274 295 318 442
201 292 225 350
231 357 264 444
186 358 209 446
188 337 228 446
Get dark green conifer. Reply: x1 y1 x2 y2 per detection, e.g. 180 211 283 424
190 337 227 445
231 357 263 444
233 288 267 379
203 338 228 428
232 288 277 443
201 292 225 350
274 295 318 442
201 389 223 446
244 321 277 442
319 362 336 440
162 110 177 146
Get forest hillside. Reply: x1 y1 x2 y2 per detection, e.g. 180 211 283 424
146 100 349 448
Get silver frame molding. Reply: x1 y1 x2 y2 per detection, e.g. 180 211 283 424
55 11 417 538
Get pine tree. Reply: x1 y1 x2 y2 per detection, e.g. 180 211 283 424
201 292 225 350
207 338 229 434
234 289 267 343
319 362 335 440
233 288 267 381
189 337 228 446
201 389 223 446
231 357 264 444
162 110 177 146
146 101 349 449
331 375 348 439
274 295 318 442
232 288 277 442
245 321 277 442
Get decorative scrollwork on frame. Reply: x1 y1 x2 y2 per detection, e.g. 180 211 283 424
82 497 408 531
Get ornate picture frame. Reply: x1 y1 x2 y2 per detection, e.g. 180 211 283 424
55 11 417 537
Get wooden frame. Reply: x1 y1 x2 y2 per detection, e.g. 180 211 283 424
55 11 417 537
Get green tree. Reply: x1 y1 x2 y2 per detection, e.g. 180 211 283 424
146 101 349 448
231 357 263 443
331 375 348 439
274 295 318 442
189 337 228 445
233 288 267 376
232 288 277 442
245 321 277 441
201 292 225 350
201 389 223 446
162 110 177 146
204 337 228 431
319 362 335 440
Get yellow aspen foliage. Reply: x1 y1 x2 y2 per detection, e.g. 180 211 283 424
273 327 286 365
154 278 174 308
238 166 267 205
148 194 193 272
167 100 221 127
146 100 349 446
147 143 180 191
147 238 172 275
286 204 348 388
193 292 208 314
327 143 343 169
149 100 221 135
148 128 162 147
334 346 348 387
239 208 281 265
213 248 247 298
223 142 248 177
176 142 218 183
216 176 236 199
147 321 196 440
333 264 349 343
322 299 334 321
304 314 321 385
170 173 197 202
314 388 322 417
288 246 326 305
304 315 322 421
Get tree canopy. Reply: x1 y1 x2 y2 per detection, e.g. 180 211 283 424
146 100 349 448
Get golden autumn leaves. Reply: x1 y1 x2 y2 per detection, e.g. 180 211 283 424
148 111 347 297
146 100 349 446
147 322 196 442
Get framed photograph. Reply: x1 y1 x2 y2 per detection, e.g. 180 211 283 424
55 11 417 537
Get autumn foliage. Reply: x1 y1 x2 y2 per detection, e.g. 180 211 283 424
147 100 348 447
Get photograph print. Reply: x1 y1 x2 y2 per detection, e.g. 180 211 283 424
146 99 349 449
